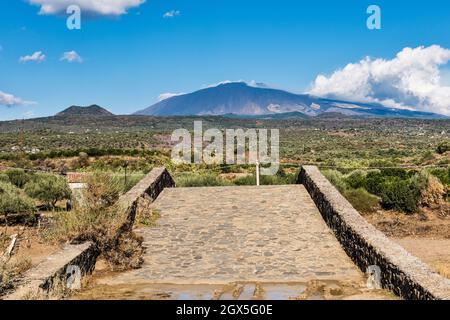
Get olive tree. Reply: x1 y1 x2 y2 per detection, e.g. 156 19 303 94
24 174 72 209
0 181 35 224
5 169 31 188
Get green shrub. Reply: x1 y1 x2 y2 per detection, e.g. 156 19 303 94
24 173 72 208
364 171 386 196
428 168 450 186
0 173 10 183
0 181 35 216
322 170 347 193
175 173 229 187
380 178 419 214
345 170 366 189
343 188 380 213
436 141 450 154
5 169 32 188
234 172 296 186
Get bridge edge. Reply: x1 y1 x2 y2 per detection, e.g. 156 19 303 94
298 165 450 300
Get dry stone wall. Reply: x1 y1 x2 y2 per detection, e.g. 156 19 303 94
298 165 450 300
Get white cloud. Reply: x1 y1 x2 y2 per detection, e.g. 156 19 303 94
163 10 180 18
28 0 145 16
309 45 450 116
19 51 46 63
60 50 83 63
158 92 184 101
0 91 35 107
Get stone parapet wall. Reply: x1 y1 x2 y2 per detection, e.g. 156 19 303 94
118 167 175 231
298 165 450 300
4 242 98 300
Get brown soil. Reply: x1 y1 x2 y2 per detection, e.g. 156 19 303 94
0 225 60 267
364 205 450 279
392 237 450 278
364 206 450 239
218 172 251 181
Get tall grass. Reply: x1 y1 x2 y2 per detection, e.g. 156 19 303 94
43 172 143 270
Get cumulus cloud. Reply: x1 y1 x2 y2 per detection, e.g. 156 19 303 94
19 51 46 63
0 91 35 107
28 0 145 16
163 10 180 18
60 50 83 63
309 45 450 115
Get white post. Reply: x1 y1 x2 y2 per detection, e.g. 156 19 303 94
256 160 260 186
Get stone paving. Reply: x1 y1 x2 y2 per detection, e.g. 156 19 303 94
108 185 364 284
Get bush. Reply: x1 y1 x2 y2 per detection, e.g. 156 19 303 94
5 169 31 188
0 173 10 183
234 172 296 186
343 188 380 213
322 170 347 193
411 171 445 206
345 170 366 189
83 172 122 208
24 173 71 209
0 181 35 217
77 152 90 168
364 170 386 196
45 174 143 271
436 141 450 154
380 178 419 214
428 168 450 186
175 173 229 187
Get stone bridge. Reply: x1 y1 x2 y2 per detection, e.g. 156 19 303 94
75 167 450 300
8 167 450 300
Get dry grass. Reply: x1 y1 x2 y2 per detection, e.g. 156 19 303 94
0 255 32 296
134 195 161 227
43 172 144 271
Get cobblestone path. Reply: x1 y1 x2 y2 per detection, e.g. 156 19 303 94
74 185 396 299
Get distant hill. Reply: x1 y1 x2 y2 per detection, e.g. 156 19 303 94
56 105 114 117
134 82 446 119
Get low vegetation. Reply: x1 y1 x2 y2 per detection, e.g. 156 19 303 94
323 167 448 214
0 255 32 296
24 173 72 209
44 172 143 270
0 181 35 224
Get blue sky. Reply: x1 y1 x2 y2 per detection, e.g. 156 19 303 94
1 0 450 120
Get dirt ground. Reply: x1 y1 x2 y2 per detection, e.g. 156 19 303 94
364 206 450 278
364 206 450 239
0 225 59 267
